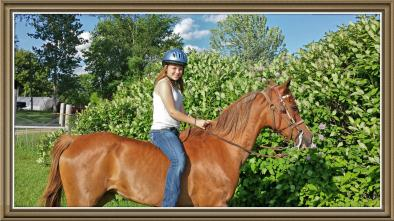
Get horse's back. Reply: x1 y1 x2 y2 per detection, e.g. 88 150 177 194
61 131 161 158
60 131 169 179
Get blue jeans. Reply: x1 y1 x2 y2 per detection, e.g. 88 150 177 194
150 127 186 207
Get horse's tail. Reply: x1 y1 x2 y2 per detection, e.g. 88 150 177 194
41 134 75 207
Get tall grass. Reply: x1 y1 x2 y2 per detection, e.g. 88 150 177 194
14 132 145 207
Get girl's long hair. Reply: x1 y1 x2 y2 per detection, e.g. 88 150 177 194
154 65 184 92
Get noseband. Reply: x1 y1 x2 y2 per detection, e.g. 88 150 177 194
261 87 305 148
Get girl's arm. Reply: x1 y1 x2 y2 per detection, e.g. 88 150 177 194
156 79 209 129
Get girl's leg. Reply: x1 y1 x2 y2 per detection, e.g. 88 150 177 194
150 130 186 207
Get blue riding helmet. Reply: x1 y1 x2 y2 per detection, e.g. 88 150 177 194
162 49 188 66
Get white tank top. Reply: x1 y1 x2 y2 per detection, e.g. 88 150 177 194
151 80 184 130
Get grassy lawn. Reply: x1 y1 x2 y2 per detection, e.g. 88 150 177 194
15 110 60 126
14 132 145 207
14 132 51 207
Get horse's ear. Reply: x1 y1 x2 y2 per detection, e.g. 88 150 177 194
285 78 291 88
279 78 291 94
268 79 275 87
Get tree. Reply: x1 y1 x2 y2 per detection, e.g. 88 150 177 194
59 73 94 107
210 15 285 65
28 14 86 112
14 49 52 109
84 15 182 99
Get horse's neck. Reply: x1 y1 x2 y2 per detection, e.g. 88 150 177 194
214 104 267 154
232 102 274 164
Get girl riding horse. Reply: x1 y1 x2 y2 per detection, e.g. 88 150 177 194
41 72 312 207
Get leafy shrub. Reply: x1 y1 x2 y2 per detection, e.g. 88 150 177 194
36 15 380 207
72 51 265 138
36 129 66 165
71 75 154 140
230 15 380 207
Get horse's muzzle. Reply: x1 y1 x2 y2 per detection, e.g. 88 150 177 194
301 135 313 148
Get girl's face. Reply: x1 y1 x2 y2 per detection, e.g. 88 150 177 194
166 64 184 81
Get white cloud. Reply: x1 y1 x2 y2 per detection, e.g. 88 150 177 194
73 32 91 76
73 65 87 75
203 15 228 23
174 18 194 35
181 30 210 40
183 45 205 52
75 32 92 59
174 18 210 40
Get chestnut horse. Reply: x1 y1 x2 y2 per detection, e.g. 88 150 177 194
41 79 312 207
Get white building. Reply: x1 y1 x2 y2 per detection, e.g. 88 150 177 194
17 96 55 111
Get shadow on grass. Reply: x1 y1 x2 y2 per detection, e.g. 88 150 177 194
15 110 60 126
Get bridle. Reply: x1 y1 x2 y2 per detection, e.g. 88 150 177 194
181 87 308 159
261 87 306 149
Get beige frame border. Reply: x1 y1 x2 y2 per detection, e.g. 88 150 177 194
1 0 393 220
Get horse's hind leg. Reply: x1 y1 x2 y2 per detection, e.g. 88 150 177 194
61 167 107 207
95 191 115 207
63 182 107 207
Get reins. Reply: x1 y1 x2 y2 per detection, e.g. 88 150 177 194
205 130 288 159
180 126 287 159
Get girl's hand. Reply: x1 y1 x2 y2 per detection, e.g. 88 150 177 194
195 119 211 129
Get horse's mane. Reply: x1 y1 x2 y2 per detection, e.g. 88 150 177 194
193 91 258 140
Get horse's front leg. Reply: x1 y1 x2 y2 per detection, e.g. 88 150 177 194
210 201 228 207
192 194 230 207
189 183 233 207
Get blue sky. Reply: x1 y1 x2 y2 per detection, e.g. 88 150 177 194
14 13 379 74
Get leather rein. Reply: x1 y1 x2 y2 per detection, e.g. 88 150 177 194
182 87 306 159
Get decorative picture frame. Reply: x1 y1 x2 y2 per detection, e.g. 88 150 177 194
1 0 393 220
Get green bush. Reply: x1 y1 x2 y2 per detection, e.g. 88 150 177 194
230 15 380 207
36 129 66 165
72 51 265 138
36 15 380 207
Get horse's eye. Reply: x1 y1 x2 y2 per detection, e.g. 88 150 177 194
292 106 299 112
